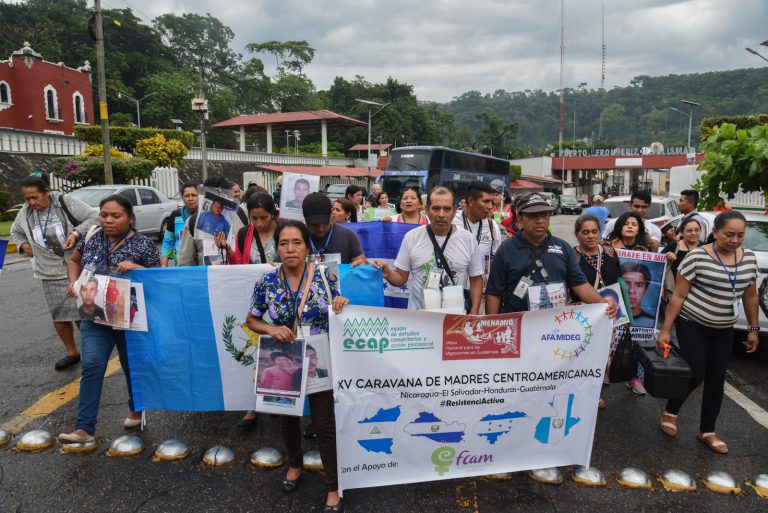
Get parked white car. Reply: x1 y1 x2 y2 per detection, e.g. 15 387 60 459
604 194 679 227
69 185 177 238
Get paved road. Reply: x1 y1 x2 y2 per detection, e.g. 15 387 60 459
2 221 768 512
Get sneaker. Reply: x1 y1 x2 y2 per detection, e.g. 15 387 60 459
626 378 647 396
54 354 81 371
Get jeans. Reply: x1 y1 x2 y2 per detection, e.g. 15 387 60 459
76 321 135 435
665 316 734 432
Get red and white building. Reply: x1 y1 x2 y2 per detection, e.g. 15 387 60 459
0 42 93 136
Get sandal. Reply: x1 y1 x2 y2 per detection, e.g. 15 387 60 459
660 411 678 437
697 432 728 454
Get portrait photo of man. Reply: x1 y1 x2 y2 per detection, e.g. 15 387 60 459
78 277 105 322
285 178 310 209
197 198 231 237
619 261 656 328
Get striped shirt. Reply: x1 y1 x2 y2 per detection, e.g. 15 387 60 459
678 246 758 328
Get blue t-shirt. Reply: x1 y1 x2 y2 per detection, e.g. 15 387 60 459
584 205 609 232
485 232 587 313
197 211 230 237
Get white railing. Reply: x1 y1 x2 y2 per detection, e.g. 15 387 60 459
49 167 179 199
0 128 85 155
186 147 355 167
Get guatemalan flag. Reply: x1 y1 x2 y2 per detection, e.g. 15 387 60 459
126 263 384 411
0 240 7 273
343 222 419 309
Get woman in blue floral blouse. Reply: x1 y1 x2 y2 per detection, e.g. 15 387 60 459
248 219 349 513
59 195 160 444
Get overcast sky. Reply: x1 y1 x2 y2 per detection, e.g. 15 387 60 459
105 0 768 102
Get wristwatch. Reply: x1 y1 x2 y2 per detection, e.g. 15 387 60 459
748 325 760 332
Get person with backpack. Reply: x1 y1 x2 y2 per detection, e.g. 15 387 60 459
11 172 98 370
219 192 278 265
178 176 246 266
160 183 198 267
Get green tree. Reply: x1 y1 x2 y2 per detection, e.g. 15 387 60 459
697 123 768 208
246 40 315 75
475 112 518 157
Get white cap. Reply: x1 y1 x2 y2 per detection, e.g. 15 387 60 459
592 195 603 202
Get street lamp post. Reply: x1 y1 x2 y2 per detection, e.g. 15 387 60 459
669 99 700 153
117 91 157 128
285 130 292 154
746 47 768 63
355 99 389 189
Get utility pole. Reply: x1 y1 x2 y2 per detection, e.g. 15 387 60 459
191 63 208 181
558 0 565 193
94 0 113 184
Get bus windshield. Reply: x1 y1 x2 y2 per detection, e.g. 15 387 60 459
386 150 433 171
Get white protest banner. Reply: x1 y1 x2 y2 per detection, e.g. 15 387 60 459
329 304 612 491
615 249 667 342
280 172 320 220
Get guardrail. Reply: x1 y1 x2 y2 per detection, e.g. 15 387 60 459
0 128 85 155
186 147 355 167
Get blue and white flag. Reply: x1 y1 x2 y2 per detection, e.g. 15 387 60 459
0 240 7 273
126 264 383 411
344 222 419 308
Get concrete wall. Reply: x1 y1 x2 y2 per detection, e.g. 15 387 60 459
0 153 61 200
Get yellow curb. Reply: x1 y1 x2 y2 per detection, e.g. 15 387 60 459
0 357 121 434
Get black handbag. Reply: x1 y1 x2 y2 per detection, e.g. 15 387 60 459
608 327 635 383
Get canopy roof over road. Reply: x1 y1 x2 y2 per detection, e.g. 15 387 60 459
213 110 366 132
254 164 383 178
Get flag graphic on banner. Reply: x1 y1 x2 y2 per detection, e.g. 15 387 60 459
473 411 530 445
403 412 466 443
343 222 419 308
356 405 401 454
125 264 383 411
534 393 580 445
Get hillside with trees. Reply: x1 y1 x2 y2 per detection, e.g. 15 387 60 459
2 0 768 157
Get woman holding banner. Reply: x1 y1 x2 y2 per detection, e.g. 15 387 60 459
247 220 349 512
657 211 759 454
573 214 621 409
59 195 160 443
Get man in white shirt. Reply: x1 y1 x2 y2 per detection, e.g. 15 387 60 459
453 181 501 309
602 191 661 251
374 187 484 313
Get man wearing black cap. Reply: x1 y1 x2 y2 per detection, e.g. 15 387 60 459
302 192 366 265
486 192 616 315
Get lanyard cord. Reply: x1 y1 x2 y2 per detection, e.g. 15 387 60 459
310 224 334 255
103 228 133 268
282 264 308 326
712 244 739 295
36 202 53 243
578 246 604 288
462 213 483 244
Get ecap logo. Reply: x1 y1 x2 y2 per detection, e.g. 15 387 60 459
343 317 391 353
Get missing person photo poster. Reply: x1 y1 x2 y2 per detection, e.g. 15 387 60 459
597 282 630 328
127 283 148 332
75 274 108 323
195 188 238 239
255 336 308 398
279 172 320 221
88 275 131 329
299 333 333 395
615 249 667 342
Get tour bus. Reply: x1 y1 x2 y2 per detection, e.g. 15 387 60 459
379 146 511 205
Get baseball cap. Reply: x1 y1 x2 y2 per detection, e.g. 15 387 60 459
302 192 332 225
592 195 603 202
517 192 554 213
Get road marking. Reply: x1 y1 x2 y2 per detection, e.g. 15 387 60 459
724 381 768 429
1 357 122 434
